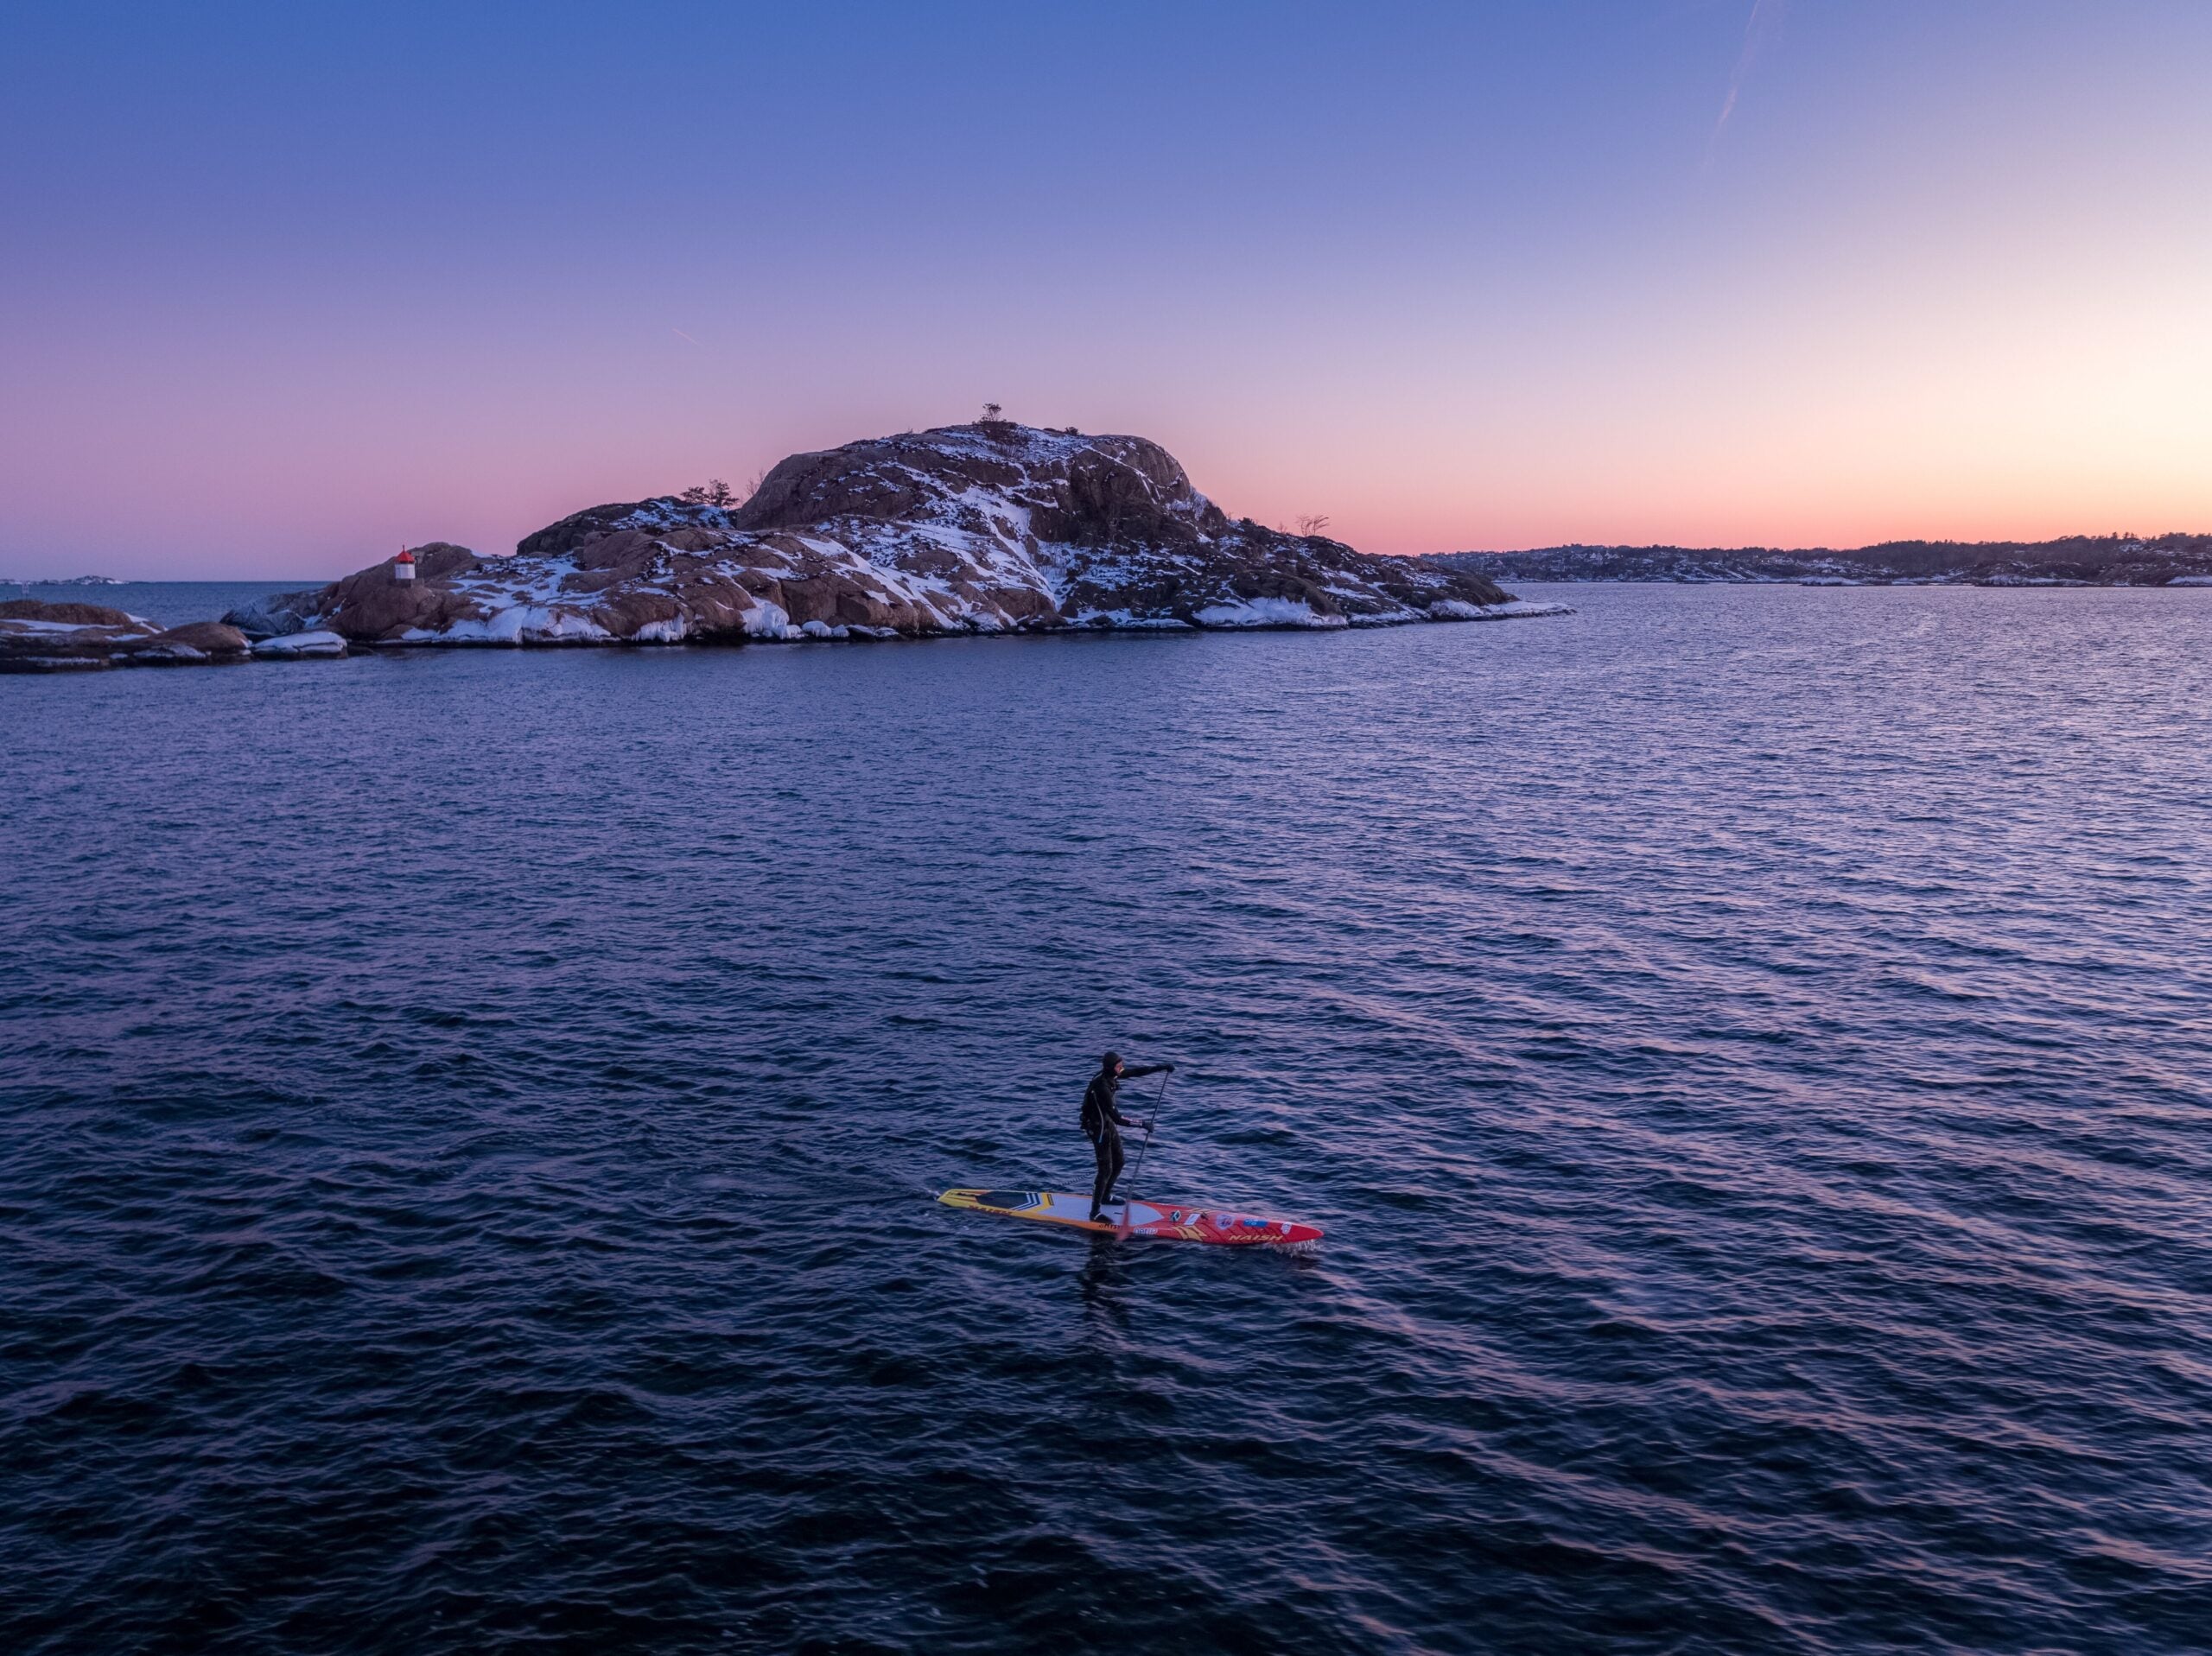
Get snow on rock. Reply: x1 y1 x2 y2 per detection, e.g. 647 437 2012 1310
234 422 1538 649
1192 597 1348 629
1 600 254 672
251 630 348 658
1427 598 1575 621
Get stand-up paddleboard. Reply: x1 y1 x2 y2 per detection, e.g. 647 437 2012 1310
939 1189 1322 1246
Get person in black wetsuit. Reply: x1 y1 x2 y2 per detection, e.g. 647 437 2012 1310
1082 1051 1173 1223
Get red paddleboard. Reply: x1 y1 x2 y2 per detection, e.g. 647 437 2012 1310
938 1188 1322 1246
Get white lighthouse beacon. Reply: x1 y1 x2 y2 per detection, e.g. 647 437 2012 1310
394 544 416 583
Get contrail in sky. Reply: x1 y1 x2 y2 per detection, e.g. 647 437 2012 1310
671 327 704 350
1707 0 1786 164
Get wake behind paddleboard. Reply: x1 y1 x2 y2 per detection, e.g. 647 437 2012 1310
939 1189 1322 1246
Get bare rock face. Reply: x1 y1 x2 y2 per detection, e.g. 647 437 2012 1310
122 621 253 665
251 424 1548 647
224 543 481 639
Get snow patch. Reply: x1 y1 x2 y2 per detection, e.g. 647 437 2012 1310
744 601 794 639
251 630 346 658
0 617 149 638
1193 598 1348 629
1066 608 1194 630
404 606 613 644
1427 598 1575 621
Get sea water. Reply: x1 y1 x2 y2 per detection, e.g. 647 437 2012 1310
3 584 2208 1653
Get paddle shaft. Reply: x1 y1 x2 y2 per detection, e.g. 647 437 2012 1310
1124 1068 1173 1197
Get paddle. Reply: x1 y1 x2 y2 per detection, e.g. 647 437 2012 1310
1122 1066 1173 1210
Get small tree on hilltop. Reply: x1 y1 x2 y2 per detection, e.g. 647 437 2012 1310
678 479 736 506
981 403 1003 422
1295 514 1332 537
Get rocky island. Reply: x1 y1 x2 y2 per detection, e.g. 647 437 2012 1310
3 422 1564 672
219 422 1559 649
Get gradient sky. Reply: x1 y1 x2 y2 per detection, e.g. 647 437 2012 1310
3 1 2209 578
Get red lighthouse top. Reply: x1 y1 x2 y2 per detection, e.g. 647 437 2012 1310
396 548 416 565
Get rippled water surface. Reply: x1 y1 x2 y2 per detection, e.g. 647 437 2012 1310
5 585 2209 1654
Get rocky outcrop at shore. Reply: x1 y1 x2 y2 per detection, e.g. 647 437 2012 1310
229 423 1562 647
0 601 276 673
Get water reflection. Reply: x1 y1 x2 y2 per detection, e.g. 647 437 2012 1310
1077 1233 1133 1337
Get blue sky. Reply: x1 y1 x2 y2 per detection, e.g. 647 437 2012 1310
3 1 2209 575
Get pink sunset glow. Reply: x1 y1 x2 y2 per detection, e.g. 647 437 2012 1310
3 2 2208 578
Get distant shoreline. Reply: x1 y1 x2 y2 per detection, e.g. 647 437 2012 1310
1429 534 2212 587
1451 574 2212 588
2 578 321 589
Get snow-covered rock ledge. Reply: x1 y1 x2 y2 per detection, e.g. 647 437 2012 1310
1 601 352 672
227 422 1568 649
0 601 264 673
1427 598 1575 621
250 629 347 659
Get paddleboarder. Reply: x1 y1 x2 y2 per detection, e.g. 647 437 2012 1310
1083 1051 1173 1223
